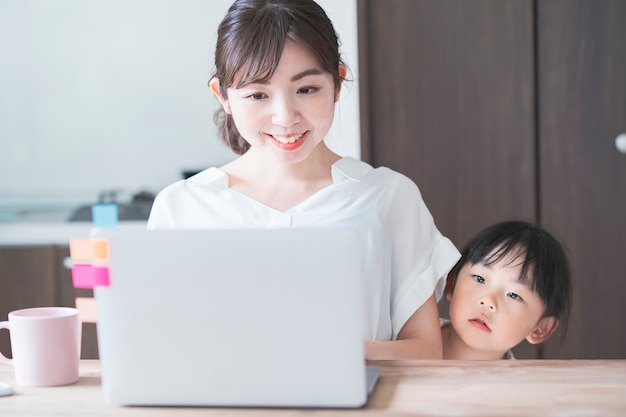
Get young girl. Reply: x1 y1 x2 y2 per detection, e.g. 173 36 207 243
147 0 460 360
441 221 572 360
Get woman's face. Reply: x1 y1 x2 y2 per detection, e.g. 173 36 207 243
212 39 339 165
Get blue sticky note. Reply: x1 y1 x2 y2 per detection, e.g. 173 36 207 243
91 204 118 228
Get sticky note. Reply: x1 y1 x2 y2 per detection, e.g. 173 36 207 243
75 297 98 323
92 204 118 228
71 264 110 289
69 238 109 261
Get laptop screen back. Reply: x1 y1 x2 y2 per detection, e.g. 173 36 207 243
92 228 369 407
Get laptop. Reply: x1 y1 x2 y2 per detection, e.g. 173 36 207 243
90 228 379 407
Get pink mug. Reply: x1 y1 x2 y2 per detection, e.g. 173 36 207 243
0 307 81 386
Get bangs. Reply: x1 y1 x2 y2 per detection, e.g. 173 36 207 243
226 9 290 88
469 235 537 289
232 36 283 88
478 242 534 283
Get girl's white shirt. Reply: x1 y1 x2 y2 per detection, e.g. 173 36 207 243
147 156 460 341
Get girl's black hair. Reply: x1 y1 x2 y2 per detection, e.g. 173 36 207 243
210 0 346 154
447 220 572 339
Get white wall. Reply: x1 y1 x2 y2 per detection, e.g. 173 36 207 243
0 0 359 205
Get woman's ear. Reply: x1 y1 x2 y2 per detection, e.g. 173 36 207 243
334 64 347 102
209 77 231 114
526 317 558 344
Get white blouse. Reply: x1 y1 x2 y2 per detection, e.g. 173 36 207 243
147 157 460 341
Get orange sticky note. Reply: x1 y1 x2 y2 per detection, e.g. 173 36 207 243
69 238 109 261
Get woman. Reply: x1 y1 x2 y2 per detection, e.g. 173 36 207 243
148 0 460 359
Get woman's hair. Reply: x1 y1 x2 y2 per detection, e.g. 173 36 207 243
210 0 346 154
446 220 572 339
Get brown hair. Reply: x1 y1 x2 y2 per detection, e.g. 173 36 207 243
210 0 347 154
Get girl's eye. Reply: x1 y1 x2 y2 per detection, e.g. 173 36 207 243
473 275 485 284
298 86 319 94
507 292 523 301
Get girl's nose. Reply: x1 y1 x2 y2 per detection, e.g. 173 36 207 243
271 96 300 127
479 298 496 311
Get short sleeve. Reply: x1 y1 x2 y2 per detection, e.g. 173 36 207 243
386 174 460 339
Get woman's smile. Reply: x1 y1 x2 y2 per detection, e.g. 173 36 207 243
268 132 306 144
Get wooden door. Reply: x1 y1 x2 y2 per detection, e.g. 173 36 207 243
358 0 539 358
538 0 626 358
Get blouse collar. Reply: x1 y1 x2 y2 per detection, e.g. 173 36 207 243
331 157 372 183
188 156 372 189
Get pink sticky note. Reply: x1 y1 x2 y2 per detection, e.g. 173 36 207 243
69 238 109 261
71 264 110 289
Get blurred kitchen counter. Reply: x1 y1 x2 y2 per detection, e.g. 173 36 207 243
0 191 152 246
0 221 146 246
0 189 153 245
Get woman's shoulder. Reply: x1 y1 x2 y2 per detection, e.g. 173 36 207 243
153 167 227 201
185 167 228 187
334 157 417 188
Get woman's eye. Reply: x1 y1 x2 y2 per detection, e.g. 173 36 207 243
473 275 485 284
247 92 266 100
298 86 319 94
507 292 523 301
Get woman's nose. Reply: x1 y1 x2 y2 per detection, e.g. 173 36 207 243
271 96 300 127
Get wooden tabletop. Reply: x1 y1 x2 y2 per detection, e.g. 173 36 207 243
1 360 625 416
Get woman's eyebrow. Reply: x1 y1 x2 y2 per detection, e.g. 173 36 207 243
291 68 323 82
242 68 323 87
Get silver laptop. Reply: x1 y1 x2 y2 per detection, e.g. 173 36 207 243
91 228 379 407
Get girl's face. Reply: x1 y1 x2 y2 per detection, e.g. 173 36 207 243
212 39 339 165
447 253 553 357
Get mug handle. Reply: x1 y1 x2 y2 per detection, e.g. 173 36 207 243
0 321 12 365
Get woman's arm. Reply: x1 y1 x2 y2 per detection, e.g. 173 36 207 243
364 293 443 360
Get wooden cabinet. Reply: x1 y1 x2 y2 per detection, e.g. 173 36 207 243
0 246 99 359
358 0 626 358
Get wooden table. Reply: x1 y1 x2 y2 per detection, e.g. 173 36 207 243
1 360 625 416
